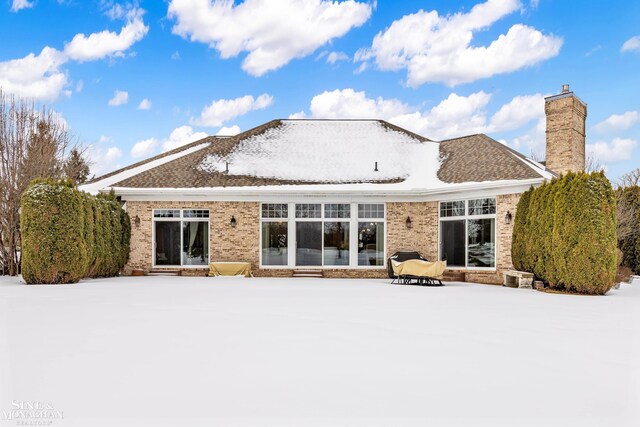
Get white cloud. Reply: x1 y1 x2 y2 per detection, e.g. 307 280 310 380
138 98 152 110
191 93 273 127
587 138 637 163
99 135 111 143
86 144 124 176
64 8 149 62
75 80 84 92
0 8 148 101
356 0 563 87
296 88 549 142
171 51 181 60
488 93 548 132
167 0 372 76
108 90 129 106
11 0 33 12
0 47 67 101
161 125 208 152
594 111 639 133
216 125 241 136
621 36 640 53
326 51 349 64
130 138 158 158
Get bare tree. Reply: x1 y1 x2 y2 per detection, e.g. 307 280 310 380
585 152 604 173
0 90 71 275
617 168 640 189
616 192 637 242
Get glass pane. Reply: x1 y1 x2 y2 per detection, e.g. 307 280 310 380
358 204 384 219
154 209 180 218
182 221 209 265
358 222 384 266
440 220 465 267
183 209 209 218
324 203 351 218
155 221 181 265
296 222 322 266
468 218 495 267
468 198 496 216
262 203 288 219
261 222 288 266
324 222 349 266
440 201 465 217
295 204 321 219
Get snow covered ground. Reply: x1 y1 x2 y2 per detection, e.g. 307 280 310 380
1 275 639 427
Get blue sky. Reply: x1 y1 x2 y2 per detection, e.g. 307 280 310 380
1 0 639 181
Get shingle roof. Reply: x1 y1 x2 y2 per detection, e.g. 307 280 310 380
438 134 554 183
82 119 551 193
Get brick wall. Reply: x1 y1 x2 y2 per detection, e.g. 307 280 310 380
124 196 520 284
545 94 586 175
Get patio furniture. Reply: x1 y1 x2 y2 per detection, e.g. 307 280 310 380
503 270 533 289
390 258 446 287
387 251 428 281
209 262 253 277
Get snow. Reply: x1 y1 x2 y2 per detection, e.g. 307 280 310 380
199 120 444 190
1 275 638 426
79 142 211 194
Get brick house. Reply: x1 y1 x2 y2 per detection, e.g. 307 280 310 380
81 85 587 284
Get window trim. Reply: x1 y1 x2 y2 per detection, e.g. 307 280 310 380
259 202 386 269
152 209 210 268
438 198 497 271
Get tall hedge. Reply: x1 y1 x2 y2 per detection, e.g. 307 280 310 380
512 186 533 272
20 180 131 284
618 186 640 274
21 179 89 284
511 172 617 295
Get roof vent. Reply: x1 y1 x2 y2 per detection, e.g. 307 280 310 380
225 161 229 174
562 84 570 94
374 161 379 172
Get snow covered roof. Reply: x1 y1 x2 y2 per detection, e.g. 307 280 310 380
82 119 553 196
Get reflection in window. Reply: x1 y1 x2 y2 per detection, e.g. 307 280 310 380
295 204 322 218
440 201 465 217
261 222 288 266
182 221 209 265
358 222 384 266
324 204 350 218
468 198 496 216
324 222 349 266
467 218 495 267
358 203 384 218
262 204 288 219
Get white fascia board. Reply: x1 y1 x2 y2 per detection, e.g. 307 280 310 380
112 178 544 203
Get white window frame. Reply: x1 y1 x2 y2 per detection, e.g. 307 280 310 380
152 209 210 268
438 198 497 271
259 202 386 269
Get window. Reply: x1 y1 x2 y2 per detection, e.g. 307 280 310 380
259 202 385 268
295 203 321 218
261 221 288 266
357 204 385 266
439 198 496 268
358 203 384 219
153 209 209 266
262 203 288 219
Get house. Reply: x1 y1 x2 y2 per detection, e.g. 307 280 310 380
81 85 587 284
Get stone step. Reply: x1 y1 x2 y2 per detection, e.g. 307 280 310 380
148 269 181 276
292 269 324 278
443 271 466 282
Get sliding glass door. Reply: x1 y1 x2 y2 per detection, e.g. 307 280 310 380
296 222 322 266
154 221 181 266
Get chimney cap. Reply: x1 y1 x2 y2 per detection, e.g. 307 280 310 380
562 84 570 93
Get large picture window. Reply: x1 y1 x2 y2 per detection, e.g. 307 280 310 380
439 198 496 268
154 209 209 267
259 203 385 268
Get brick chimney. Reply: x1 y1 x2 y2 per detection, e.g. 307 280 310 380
544 84 587 174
